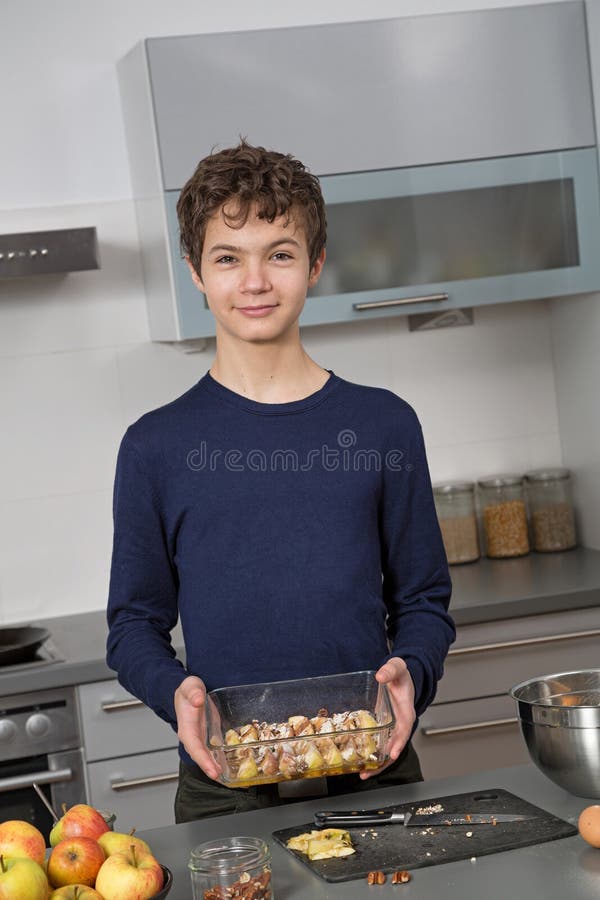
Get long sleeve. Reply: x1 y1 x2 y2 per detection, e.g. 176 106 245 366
380 414 455 715
106 432 188 727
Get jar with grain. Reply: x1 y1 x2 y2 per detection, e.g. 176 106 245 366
524 468 577 552
433 481 480 564
477 474 530 559
189 836 273 900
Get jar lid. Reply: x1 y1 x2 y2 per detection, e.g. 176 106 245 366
524 467 571 482
189 837 268 875
477 473 524 488
433 480 475 495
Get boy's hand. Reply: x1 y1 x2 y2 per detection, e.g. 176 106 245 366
359 656 416 779
174 675 222 780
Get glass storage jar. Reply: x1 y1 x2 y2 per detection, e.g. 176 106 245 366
189 836 273 900
433 481 480 564
524 467 577 552
477 474 530 559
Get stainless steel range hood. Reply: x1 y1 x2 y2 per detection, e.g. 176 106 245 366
0 227 99 278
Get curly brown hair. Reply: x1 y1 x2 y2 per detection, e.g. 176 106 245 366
176 140 327 277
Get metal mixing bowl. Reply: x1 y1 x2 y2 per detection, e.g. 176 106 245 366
511 669 600 798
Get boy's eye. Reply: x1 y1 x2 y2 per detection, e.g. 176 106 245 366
272 251 292 261
215 255 236 264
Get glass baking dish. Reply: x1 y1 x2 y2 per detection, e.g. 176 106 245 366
206 670 395 788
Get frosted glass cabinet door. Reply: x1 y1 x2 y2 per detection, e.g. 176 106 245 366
303 148 600 325
164 148 600 337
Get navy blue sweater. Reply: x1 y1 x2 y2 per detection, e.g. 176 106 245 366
106 371 455 762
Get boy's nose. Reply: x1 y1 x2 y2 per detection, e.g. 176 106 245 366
239 261 270 293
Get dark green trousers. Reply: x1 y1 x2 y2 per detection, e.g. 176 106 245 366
175 742 423 823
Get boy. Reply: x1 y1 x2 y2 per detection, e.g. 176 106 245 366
106 141 455 822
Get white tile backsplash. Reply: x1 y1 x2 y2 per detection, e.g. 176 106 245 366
0 490 113 625
0 347 123 502
550 292 600 549
426 431 564 485
115 341 209 429
302 315 398 386
0 201 150 358
384 302 559 450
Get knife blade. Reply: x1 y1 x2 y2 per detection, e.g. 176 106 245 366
313 809 534 827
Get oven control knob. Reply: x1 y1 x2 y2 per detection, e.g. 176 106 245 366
0 719 17 743
26 713 51 738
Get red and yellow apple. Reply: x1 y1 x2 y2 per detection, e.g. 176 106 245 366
97 829 151 858
49 886 104 899
0 854 49 899
0 820 46 866
49 805 109 847
47 838 105 888
95 845 163 900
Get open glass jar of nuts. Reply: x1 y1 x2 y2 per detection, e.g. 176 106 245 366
189 836 272 900
477 474 530 559
433 481 480 564
524 468 577 552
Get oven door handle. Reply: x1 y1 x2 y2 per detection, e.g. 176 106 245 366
0 767 73 794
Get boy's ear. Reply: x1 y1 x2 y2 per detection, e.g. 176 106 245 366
185 256 205 292
308 247 326 288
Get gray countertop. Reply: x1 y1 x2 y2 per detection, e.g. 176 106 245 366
1 546 599 698
138 764 600 900
0 610 185 697
449 545 600 625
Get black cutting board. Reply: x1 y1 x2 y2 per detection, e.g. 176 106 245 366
272 788 578 883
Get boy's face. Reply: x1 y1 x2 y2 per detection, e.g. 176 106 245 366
186 204 325 344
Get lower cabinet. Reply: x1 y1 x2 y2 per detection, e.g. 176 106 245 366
86 748 179 832
413 694 527 779
414 604 600 780
77 680 179 831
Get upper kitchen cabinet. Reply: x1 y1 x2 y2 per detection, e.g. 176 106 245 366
119 2 599 341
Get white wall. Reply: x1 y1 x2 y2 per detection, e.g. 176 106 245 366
0 0 575 625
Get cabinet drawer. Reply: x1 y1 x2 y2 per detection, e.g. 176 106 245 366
437 606 600 703
78 680 177 762
413 694 528 780
86 748 179 832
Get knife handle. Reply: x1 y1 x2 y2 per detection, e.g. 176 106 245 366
314 810 400 827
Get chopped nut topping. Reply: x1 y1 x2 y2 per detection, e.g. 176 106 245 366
391 870 411 884
415 803 443 815
367 870 386 885
203 868 271 899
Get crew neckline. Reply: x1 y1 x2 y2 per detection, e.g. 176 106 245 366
201 369 341 415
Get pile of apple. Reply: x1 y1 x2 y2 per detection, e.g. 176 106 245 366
0 803 165 899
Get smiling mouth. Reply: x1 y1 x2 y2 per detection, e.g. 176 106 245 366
237 304 278 316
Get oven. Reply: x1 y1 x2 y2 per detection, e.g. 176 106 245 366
0 685 86 842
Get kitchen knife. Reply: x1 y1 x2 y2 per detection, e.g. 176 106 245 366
314 809 534 827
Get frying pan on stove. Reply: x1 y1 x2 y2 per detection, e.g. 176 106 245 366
0 626 50 665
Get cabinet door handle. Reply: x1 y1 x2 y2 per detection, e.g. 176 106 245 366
353 292 448 311
0 767 73 793
110 772 179 792
101 698 145 713
448 627 600 657
421 717 519 737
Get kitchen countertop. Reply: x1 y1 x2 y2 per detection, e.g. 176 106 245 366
0 610 185 697
0 546 599 697
138 763 600 900
449 545 600 625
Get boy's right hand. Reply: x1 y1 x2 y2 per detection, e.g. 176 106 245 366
174 675 222 780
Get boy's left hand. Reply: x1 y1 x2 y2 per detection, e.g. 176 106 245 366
359 656 416 779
